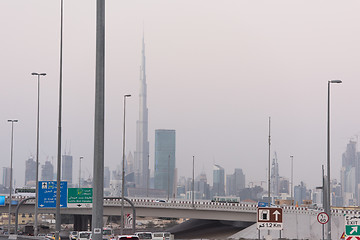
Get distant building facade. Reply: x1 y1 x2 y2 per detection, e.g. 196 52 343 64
41 160 54 181
226 168 245 196
104 166 110 189
2 167 10 189
294 181 311 205
154 129 176 198
25 157 36 187
62 154 73 186
213 164 225 197
341 140 358 206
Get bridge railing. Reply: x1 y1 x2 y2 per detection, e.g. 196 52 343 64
8 195 360 217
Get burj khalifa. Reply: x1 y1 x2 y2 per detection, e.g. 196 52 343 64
134 34 150 189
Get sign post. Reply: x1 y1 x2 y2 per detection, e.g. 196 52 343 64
345 214 360 240
67 188 93 208
257 207 283 230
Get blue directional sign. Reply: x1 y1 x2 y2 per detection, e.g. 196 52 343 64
38 181 67 208
0 196 5 206
258 202 269 207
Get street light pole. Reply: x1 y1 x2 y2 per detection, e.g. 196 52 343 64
327 79 342 240
290 155 294 205
79 156 83 187
92 0 105 239
121 94 131 235
192 156 195 207
31 72 46 236
268 117 271 206
55 1 64 240
167 155 170 201
7 119 18 234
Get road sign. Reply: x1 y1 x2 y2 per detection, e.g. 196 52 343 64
0 196 4 206
317 212 329 224
38 181 67 208
67 188 93 208
125 213 132 229
258 202 269 207
257 207 283 230
346 237 360 240
345 214 360 238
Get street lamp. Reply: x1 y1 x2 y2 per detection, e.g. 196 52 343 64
167 155 170 201
7 119 18 234
79 156 83 187
31 72 46 236
290 155 294 205
121 94 131 235
327 79 342 240
192 156 195 207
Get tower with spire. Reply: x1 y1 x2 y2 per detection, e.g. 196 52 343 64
134 33 150 189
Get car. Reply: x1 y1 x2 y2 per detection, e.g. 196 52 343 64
69 231 78 240
102 227 114 240
117 236 139 240
154 199 166 203
135 232 152 240
78 232 91 240
46 233 55 240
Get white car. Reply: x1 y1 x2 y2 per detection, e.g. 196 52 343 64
69 231 78 240
117 236 139 240
78 232 91 240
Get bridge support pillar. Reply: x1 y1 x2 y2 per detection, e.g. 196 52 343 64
74 215 92 231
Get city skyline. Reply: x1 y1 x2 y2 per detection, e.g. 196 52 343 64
2 1 360 191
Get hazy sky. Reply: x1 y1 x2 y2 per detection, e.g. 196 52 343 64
1 1 360 190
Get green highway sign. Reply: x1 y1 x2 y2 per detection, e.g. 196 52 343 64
346 225 360 236
68 188 93 208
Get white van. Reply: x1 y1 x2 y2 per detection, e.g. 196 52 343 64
135 232 152 240
151 232 172 240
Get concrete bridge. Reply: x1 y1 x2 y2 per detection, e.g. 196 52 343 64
0 196 358 239
0 196 257 222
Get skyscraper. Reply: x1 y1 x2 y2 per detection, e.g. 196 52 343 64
2 167 10 189
154 129 176 197
213 165 225 197
25 157 36 187
271 152 280 196
41 160 54 181
226 168 245 196
341 140 357 205
62 153 73 186
104 166 110 189
134 34 150 189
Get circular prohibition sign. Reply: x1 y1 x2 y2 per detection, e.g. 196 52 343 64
317 212 329 224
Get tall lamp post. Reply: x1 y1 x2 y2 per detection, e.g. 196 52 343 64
327 79 342 240
192 156 195 207
290 155 294 205
121 94 131 235
55 1 64 240
32 72 46 236
167 155 170 201
79 156 83 187
7 119 18 234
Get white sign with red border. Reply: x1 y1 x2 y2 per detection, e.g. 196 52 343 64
317 212 329 224
346 237 360 240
